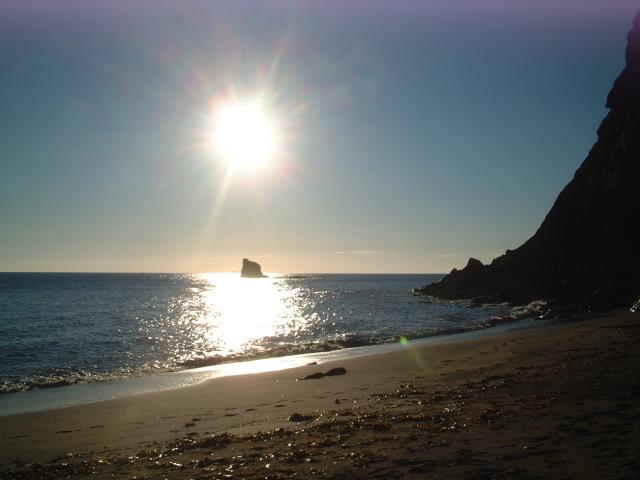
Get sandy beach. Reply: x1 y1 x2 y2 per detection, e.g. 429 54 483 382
0 310 638 479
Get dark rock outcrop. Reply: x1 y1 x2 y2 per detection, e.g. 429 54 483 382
240 258 265 278
417 11 640 309
298 367 347 381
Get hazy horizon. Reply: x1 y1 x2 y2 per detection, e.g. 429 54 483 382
0 270 444 275
1 0 638 274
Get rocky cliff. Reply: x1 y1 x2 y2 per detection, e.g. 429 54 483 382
417 11 640 309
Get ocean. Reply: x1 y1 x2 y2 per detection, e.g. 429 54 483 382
0 272 535 397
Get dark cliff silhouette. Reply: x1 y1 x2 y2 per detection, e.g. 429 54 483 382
240 258 266 278
417 11 640 309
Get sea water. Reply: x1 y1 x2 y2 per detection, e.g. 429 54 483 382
0 272 530 397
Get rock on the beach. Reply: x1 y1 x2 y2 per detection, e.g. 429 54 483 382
417 10 640 309
298 367 347 381
288 413 314 422
240 258 265 278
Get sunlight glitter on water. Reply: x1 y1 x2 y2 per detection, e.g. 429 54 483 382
195 273 310 357
1 273 515 395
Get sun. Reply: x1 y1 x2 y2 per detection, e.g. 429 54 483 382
210 99 279 169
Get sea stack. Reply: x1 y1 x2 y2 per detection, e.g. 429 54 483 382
417 10 640 309
240 258 266 278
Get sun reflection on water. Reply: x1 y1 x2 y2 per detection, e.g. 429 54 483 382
195 273 304 357
159 273 512 372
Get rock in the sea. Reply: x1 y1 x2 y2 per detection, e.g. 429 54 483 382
240 258 265 278
417 10 640 309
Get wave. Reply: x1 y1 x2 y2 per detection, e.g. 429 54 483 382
175 301 548 370
0 301 545 395
176 335 414 370
0 368 148 394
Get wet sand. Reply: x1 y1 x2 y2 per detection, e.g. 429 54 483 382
1 309 638 479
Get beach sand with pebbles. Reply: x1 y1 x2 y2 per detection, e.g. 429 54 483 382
1 309 639 479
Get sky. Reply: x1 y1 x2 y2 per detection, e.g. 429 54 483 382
0 0 638 273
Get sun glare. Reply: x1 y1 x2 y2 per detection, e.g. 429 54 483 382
210 99 279 169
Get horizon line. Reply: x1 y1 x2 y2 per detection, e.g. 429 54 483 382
0 270 447 275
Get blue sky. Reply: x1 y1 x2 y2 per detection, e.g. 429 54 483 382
0 0 638 273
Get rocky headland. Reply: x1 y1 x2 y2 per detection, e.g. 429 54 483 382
417 10 640 311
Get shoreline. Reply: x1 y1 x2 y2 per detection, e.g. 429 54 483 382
1 313 552 417
2 308 639 478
